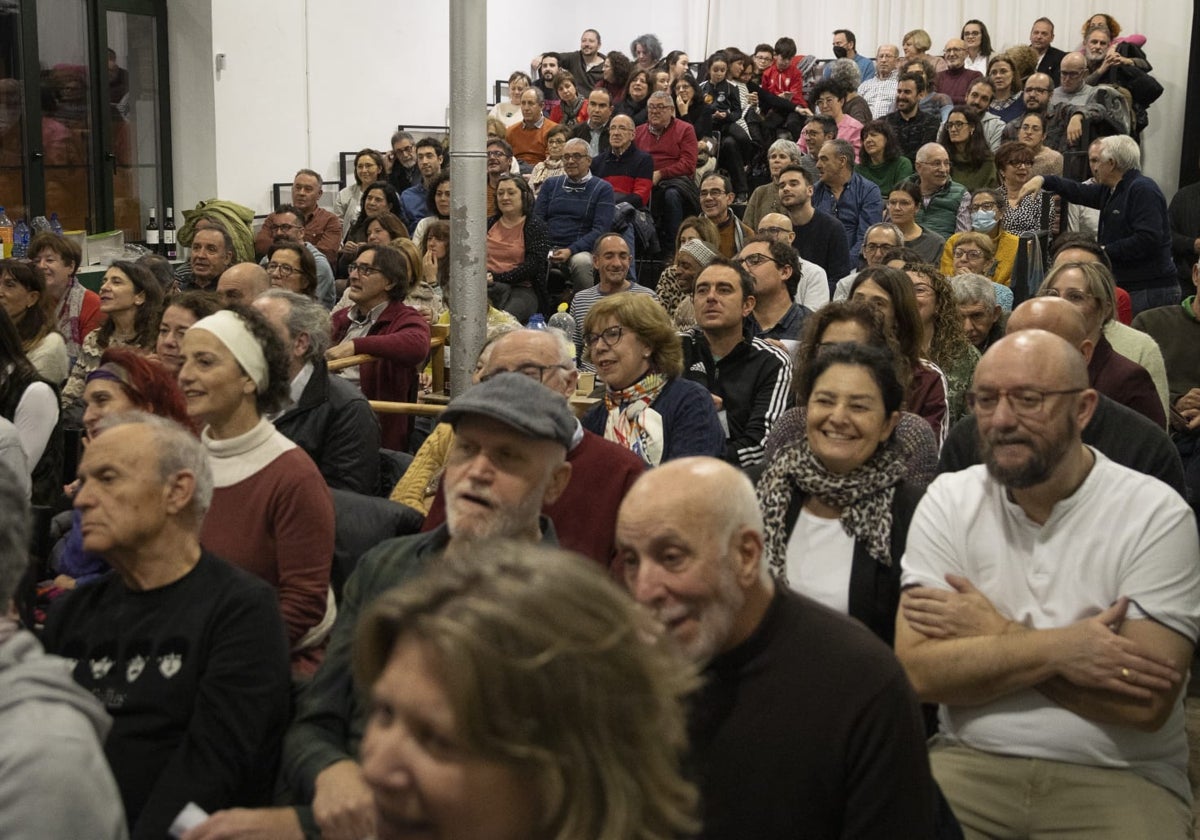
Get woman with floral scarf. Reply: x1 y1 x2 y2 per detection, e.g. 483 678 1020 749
581 292 723 466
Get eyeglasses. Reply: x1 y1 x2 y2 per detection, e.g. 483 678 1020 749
349 262 384 278
953 249 985 260
946 120 970 129
971 201 999 212
1039 288 1096 305
944 48 965 55
268 222 300 233
265 262 296 277
486 150 509 159
863 242 894 253
698 188 729 198
561 153 589 162
480 363 571 384
1024 86 1052 95
646 104 673 112
966 387 1084 416
734 253 780 268
583 325 624 348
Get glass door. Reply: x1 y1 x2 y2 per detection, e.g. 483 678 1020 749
0 5 30 222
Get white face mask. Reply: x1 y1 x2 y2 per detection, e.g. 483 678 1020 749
971 209 998 233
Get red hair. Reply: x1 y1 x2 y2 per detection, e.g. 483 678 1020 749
96 347 197 434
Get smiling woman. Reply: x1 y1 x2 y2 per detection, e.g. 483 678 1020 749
182 305 335 676
757 340 924 646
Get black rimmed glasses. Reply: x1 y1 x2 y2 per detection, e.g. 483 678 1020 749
583 325 624 349
734 253 780 269
349 262 383 278
265 262 296 277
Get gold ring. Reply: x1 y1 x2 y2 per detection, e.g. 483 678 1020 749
1121 667 1131 679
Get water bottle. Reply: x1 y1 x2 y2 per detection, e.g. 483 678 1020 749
49 213 63 235
526 312 546 330
547 302 576 356
0 208 12 259
12 218 30 259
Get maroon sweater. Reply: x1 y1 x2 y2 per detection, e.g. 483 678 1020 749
332 299 431 450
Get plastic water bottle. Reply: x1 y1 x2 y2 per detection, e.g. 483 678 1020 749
12 218 29 258
547 303 575 356
527 313 546 330
49 213 63 235
0 208 12 259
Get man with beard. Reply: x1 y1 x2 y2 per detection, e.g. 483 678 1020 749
777 164 850 283
699 172 754 258
899 329 1199 839
616 457 936 838
252 169 341 265
558 29 606 95
886 72 942 162
187 373 574 840
938 298 1185 495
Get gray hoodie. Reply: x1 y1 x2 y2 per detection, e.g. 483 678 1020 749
0 629 129 840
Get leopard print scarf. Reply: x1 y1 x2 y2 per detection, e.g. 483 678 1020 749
757 436 907 585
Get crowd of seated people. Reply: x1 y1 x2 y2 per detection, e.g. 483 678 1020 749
6 12 1200 840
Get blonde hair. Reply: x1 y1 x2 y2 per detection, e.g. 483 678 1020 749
354 541 700 840
582 293 683 378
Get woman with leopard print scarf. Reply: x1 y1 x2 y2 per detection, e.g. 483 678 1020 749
756 341 925 647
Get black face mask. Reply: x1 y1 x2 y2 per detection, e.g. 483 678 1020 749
832 46 849 59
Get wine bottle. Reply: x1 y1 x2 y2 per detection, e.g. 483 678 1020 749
145 207 160 252
163 206 177 259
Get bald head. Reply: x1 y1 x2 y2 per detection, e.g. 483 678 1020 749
977 328 1090 393
1006 298 1090 349
757 212 795 243
484 328 578 398
624 457 762 540
216 263 269 305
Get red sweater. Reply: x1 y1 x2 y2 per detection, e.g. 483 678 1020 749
331 299 431 450
634 118 698 180
422 428 645 567
200 426 334 675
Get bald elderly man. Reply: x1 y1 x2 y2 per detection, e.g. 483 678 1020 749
617 457 938 838
215 262 269 306
899 328 1200 839
939 296 1185 496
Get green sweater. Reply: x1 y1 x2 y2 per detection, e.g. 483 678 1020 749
855 156 915 200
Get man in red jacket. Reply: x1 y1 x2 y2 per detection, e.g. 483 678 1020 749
635 91 699 255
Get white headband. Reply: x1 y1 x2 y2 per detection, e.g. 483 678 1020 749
190 309 269 392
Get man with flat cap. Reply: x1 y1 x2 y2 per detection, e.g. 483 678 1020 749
183 373 574 840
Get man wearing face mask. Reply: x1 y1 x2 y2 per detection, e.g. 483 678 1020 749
824 29 875 84
939 188 1019 286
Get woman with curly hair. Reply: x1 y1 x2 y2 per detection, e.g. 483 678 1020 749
356 540 700 840
181 304 335 675
60 259 163 422
938 106 996 192
337 179 405 277
630 33 663 73
856 120 914 198
617 69 652 124
596 50 631 103
902 261 980 422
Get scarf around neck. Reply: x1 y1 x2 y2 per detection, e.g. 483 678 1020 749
757 433 907 585
604 372 668 466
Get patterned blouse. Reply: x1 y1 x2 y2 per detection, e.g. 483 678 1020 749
998 183 1061 238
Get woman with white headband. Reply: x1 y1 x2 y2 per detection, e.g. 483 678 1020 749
179 304 335 676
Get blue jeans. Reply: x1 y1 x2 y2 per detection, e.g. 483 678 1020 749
1126 285 1181 317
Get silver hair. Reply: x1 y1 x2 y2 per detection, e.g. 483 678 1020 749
826 138 856 169
951 273 997 307
0 462 30 607
915 141 947 163
95 412 214 524
767 138 803 165
648 90 672 104
866 222 904 244
494 326 577 372
828 57 862 89
525 86 545 105
390 130 414 146
258 288 332 362
1097 134 1140 172
563 137 590 155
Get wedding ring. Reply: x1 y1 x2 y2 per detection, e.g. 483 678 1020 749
1121 667 1131 679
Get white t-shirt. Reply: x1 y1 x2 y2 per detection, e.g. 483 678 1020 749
901 451 1200 802
786 506 856 616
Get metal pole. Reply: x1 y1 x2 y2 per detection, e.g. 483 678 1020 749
447 0 488 397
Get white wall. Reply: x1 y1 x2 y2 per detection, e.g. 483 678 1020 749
168 0 1192 217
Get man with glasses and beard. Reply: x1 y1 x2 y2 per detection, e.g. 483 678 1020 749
898 329 1199 840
